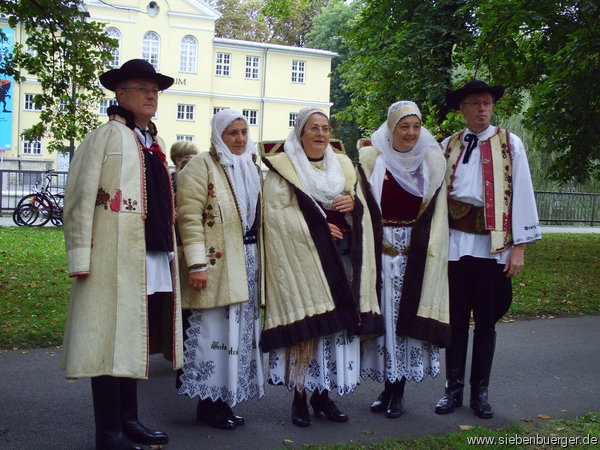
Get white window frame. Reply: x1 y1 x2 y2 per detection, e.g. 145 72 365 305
242 109 258 126
177 104 195 121
142 31 160 69
213 107 228 115
245 56 260 80
215 52 231 76
289 113 298 128
24 94 42 111
176 135 195 142
99 98 118 115
105 27 121 67
179 35 197 73
23 138 42 155
291 60 305 83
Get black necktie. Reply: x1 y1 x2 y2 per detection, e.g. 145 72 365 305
463 134 479 164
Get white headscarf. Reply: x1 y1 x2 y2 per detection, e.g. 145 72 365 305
211 109 260 233
369 101 440 200
284 107 345 210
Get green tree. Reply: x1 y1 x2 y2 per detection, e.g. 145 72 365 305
338 0 472 141
339 0 600 183
305 0 361 159
210 0 270 42
0 0 114 155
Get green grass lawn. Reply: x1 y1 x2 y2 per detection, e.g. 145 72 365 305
0 227 599 349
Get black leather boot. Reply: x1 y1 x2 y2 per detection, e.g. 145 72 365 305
370 389 391 413
120 378 168 445
196 398 236 430
385 378 405 418
435 331 468 414
310 389 348 422
217 399 244 426
291 389 311 427
470 330 496 418
91 376 142 450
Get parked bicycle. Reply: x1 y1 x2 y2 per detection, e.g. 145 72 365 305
12 170 65 226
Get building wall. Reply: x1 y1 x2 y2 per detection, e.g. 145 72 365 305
0 0 335 170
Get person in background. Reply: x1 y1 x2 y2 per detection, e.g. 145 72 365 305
261 107 383 427
61 59 183 450
176 110 264 430
358 101 450 418
435 80 541 419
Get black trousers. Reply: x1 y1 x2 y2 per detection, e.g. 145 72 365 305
447 256 512 387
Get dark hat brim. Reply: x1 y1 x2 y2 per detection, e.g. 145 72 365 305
446 84 505 110
100 67 174 91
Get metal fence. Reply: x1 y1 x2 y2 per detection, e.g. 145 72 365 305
0 169 598 226
0 169 68 211
535 191 599 226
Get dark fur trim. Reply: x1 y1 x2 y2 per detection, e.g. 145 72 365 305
260 308 357 353
261 158 362 350
107 104 158 136
395 188 441 341
359 311 384 337
356 163 383 308
402 316 451 348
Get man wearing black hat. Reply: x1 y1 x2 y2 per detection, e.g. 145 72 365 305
61 59 183 449
435 80 541 419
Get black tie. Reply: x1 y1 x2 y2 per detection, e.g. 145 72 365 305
463 134 479 164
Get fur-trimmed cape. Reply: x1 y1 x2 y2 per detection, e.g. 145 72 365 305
260 141 383 353
357 145 451 348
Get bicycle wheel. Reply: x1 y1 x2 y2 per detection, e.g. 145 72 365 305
13 202 39 226
16 194 52 226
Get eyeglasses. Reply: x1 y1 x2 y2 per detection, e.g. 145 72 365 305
120 86 162 95
306 125 331 134
461 101 494 108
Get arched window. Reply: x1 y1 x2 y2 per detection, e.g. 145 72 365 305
105 27 121 67
142 31 160 69
180 35 197 73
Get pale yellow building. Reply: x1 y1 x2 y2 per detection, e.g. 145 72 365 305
0 0 335 170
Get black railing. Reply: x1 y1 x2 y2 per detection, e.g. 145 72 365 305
534 191 599 226
0 169 68 211
1 169 598 226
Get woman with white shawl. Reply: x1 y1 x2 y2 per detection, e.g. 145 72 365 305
261 108 382 427
358 101 451 418
176 110 264 430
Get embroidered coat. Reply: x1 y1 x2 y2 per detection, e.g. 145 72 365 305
261 151 383 353
357 145 451 347
176 147 262 310
61 116 183 379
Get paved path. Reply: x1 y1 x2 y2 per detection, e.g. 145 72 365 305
1 316 598 449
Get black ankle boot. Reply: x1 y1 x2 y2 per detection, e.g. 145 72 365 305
291 390 311 427
310 390 348 422
435 331 468 415
217 400 245 426
385 378 405 418
370 390 390 413
196 398 236 430
470 383 493 418
435 378 464 414
91 376 142 450
119 378 168 446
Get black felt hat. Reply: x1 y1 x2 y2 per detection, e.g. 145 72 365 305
100 59 174 91
446 80 505 109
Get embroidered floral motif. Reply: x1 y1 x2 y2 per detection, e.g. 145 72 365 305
207 183 216 198
96 188 110 209
123 198 138 211
202 204 217 228
208 247 223 265
110 189 122 212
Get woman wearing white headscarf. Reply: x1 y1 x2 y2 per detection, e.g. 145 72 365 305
261 108 382 427
358 101 450 418
176 110 264 430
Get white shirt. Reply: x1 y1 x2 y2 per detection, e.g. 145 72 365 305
442 125 541 264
